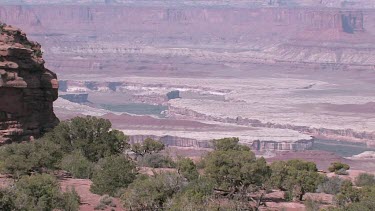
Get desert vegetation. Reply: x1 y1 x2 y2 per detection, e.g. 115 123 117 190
0 116 374 210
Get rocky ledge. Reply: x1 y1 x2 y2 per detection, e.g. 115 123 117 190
0 23 59 143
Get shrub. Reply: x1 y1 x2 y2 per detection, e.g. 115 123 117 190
13 174 62 211
90 155 137 196
176 157 199 181
138 153 175 168
60 187 81 211
44 116 129 162
284 191 293 202
328 162 350 173
316 176 343 195
99 194 113 206
166 177 214 210
0 142 37 178
122 173 185 210
0 188 16 211
0 139 63 179
270 160 323 201
335 168 349 175
131 138 165 159
355 173 375 187
304 197 320 211
60 151 94 179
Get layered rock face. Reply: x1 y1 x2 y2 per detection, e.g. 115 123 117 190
0 24 59 143
0 5 375 77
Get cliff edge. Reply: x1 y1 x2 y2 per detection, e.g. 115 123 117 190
0 23 59 143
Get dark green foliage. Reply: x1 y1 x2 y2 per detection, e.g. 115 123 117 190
177 157 199 181
13 174 80 211
60 151 94 179
45 116 128 162
33 139 64 170
335 180 361 206
270 160 323 201
138 153 175 168
94 195 113 210
0 139 63 179
201 138 271 210
355 173 375 187
0 142 37 178
328 162 350 174
99 195 113 206
122 173 184 210
90 155 137 196
13 174 63 211
60 187 81 211
335 181 375 210
167 177 215 211
304 198 321 211
317 176 344 195
131 138 165 159
212 137 250 151
203 138 270 191
0 188 16 211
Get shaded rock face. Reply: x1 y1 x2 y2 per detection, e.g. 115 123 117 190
0 24 59 143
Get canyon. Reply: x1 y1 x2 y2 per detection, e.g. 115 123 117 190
0 2 374 154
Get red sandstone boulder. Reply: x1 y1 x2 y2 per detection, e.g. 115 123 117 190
0 23 59 143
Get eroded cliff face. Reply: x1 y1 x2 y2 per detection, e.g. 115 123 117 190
0 5 374 78
0 24 59 143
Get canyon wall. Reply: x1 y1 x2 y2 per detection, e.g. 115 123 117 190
0 5 374 78
3 0 375 9
129 135 314 151
0 24 59 143
168 105 375 146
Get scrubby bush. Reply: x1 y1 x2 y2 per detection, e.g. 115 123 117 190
335 169 349 175
304 198 321 211
0 139 65 179
14 174 80 211
93 194 114 210
270 160 323 201
131 138 165 159
176 157 199 181
166 177 214 210
45 116 129 162
0 142 37 179
328 162 350 174
138 153 175 168
60 151 94 179
60 187 81 211
90 155 137 196
203 138 270 191
122 173 185 210
0 188 16 211
355 173 375 187
317 176 343 195
99 194 113 206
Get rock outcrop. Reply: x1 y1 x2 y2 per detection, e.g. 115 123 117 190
0 23 59 143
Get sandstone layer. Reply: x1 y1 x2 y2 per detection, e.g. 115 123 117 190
0 24 59 143
1 3 373 152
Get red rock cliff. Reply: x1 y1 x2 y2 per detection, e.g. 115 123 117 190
0 23 59 143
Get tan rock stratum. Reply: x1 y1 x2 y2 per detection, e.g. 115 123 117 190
0 24 59 143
